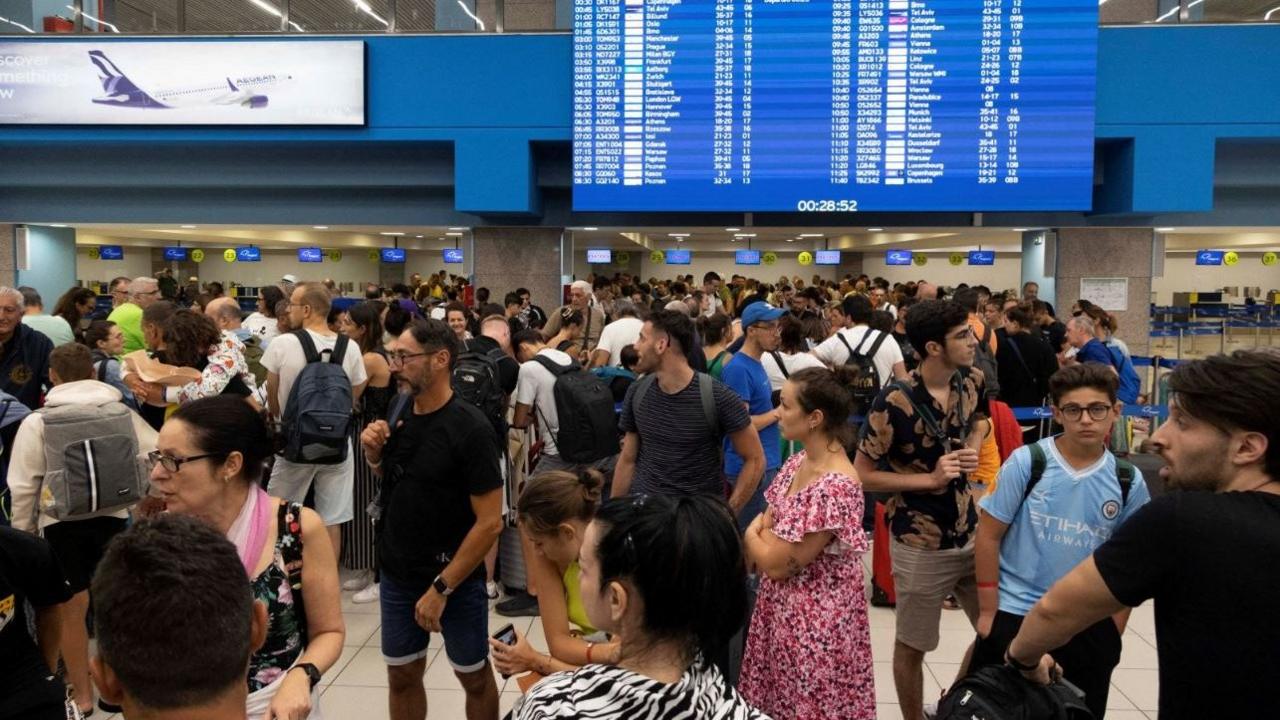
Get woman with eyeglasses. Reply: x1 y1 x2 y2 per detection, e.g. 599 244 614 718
513 493 770 720
149 395 344 720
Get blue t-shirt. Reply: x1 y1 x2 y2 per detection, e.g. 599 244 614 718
721 352 780 475
1075 338 1114 367
978 437 1150 616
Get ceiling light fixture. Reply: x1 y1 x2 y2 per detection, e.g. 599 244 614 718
379 232 404 236
799 233 824 238
448 227 467 231
415 234 424 238
786 238 795 243
668 233 690 237
312 225 329 230
180 225 197 229
49 223 68 228
1011 228 1030 232
582 227 599 231
867 227 884 232
734 233 757 238
1155 227 1176 232
446 232 464 237
725 227 741 232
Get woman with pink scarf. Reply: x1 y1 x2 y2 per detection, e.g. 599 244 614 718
149 395 344 719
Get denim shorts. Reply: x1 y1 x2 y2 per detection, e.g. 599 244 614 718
380 572 489 672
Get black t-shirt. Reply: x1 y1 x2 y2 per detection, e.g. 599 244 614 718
377 395 503 587
0 527 72 716
1093 491 1280 719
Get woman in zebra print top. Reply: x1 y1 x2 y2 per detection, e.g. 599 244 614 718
512 494 772 720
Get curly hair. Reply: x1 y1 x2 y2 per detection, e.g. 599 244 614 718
162 309 222 369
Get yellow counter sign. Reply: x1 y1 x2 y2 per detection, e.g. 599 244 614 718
191 249 205 263
223 249 237 263
1224 251 1239 266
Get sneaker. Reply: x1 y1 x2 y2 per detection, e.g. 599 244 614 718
486 581 500 600
495 590 540 617
342 571 373 592
352 583 380 604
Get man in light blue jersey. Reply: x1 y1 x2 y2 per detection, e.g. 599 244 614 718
969 362 1150 719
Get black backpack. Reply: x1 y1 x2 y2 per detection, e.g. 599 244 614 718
937 663 1093 720
281 331 353 465
837 329 889 416
1025 443 1135 505
533 355 621 463
452 345 508 443
974 324 1001 399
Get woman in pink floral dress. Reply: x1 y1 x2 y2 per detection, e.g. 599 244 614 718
740 366 875 720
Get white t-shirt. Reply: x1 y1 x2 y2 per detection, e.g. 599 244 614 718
594 317 643 367
261 329 369 419
515 347 574 456
813 325 904 389
761 350 827 391
243 312 281 347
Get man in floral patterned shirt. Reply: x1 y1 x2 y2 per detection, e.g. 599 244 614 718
853 299 988 720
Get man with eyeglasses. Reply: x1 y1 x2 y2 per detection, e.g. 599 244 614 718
361 319 503 720
262 282 368 560
967 362 1149 718
107 276 163 355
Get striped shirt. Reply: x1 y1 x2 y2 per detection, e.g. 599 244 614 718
620 373 751 497
513 658 772 720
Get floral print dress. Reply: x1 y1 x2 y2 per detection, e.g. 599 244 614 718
247 502 306 692
739 452 875 720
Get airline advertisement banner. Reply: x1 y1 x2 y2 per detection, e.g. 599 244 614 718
0 40 365 125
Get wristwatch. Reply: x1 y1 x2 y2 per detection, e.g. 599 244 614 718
291 662 322 689
432 575 454 596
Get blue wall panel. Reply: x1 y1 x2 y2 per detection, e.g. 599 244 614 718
1 26 1279 220
16 225 77 304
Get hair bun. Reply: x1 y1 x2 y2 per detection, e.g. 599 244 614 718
578 469 605 503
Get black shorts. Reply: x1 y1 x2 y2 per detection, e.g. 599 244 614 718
971 610 1122 719
43 517 128 593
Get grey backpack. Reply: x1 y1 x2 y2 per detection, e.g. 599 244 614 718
37 402 149 522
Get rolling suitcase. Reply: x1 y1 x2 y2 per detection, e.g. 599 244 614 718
870 501 896 607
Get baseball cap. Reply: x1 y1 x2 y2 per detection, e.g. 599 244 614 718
741 302 786 328
281 274 299 284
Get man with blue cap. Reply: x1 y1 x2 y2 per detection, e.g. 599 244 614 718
723 302 787 528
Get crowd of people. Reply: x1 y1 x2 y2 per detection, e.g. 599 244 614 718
0 265 1276 720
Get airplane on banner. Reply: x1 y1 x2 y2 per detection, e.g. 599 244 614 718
87 50 292 110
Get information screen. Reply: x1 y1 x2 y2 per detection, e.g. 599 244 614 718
735 249 761 265
298 247 324 263
815 250 842 265
163 247 187 261
236 247 261 262
665 249 692 264
587 248 614 264
885 249 913 265
968 250 995 265
1196 250 1223 266
99 245 124 260
572 0 1097 212
441 248 463 264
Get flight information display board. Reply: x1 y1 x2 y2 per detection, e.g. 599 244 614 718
572 0 1097 212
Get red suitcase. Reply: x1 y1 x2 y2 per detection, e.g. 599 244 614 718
870 501 896 607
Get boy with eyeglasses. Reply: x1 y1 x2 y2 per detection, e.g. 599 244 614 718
969 362 1150 718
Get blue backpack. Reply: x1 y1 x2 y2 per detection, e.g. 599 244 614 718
281 330 353 465
1106 344 1140 404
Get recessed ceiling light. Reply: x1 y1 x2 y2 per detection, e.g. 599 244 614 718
1155 227 1176 232
786 238 795 243
180 225 197 229
867 227 884 232
312 225 329 230
379 232 404 236
1011 228 1030 232
446 232 464 237
415 235 424 238
668 233 690 237
734 233 757 238
49 223 67 228
799 233 824 238
725 227 741 232
448 227 467 231
582 227 599 231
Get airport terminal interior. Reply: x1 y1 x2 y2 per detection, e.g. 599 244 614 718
2 1 1280 719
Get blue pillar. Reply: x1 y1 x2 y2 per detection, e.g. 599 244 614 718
16 225 77 306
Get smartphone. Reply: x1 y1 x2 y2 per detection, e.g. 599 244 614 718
491 624 518 679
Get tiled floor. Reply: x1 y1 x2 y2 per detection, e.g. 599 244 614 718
106 556 1163 720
